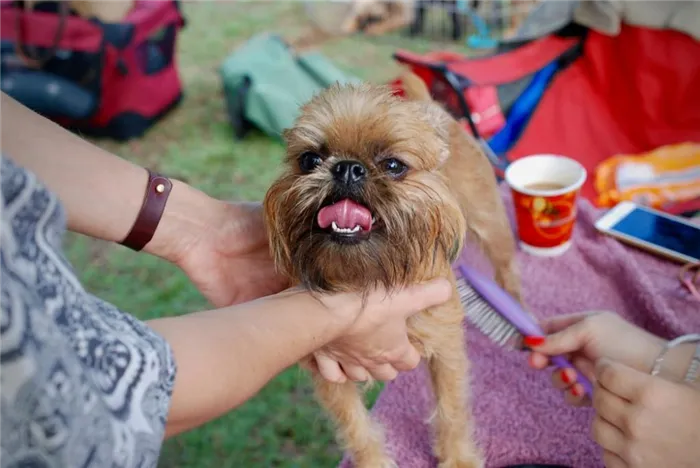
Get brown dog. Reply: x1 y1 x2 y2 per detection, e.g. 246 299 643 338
263 72 521 468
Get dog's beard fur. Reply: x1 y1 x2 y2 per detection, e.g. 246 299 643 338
264 82 466 293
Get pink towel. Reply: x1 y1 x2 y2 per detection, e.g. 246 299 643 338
339 185 700 468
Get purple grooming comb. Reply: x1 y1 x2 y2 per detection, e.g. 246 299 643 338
454 261 594 398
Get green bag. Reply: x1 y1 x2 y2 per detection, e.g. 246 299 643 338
219 33 361 140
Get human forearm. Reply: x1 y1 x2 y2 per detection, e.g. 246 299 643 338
0 92 216 262
147 290 352 437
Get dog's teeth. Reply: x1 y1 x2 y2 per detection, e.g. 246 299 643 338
330 221 363 234
371 217 377 224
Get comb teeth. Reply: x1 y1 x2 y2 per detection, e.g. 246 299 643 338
456 277 522 348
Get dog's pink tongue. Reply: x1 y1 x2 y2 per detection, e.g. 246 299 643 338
317 199 372 231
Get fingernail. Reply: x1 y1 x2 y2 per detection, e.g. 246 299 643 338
570 385 582 397
523 335 545 347
560 369 572 384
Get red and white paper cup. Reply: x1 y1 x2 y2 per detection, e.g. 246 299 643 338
505 155 587 257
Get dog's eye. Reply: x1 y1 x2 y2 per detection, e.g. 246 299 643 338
298 152 323 173
379 158 408 178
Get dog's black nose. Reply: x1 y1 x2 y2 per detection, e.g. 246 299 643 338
332 160 367 185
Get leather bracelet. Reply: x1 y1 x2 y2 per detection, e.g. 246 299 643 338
120 169 173 251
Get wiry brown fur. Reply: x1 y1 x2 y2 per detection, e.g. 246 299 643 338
263 72 521 468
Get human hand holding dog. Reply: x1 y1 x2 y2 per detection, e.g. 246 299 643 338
172 200 289 307
311 278 453 383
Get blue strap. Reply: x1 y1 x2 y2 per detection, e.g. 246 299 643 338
487 60 560 156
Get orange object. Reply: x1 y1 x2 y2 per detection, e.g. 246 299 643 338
505 155 587 257
511 189 579 249
594 142 700 211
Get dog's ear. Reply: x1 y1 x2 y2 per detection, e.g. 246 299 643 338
419 100 451 139
400 71 453 167
410 100 452 167
399 71 432 102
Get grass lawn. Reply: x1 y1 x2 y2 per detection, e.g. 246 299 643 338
65 2 471 466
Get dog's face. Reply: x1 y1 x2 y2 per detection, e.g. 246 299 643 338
263 83 466 293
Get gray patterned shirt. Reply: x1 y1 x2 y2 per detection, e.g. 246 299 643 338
1 156 177 468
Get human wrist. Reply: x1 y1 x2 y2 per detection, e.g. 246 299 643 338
292 288 361 336
316 291 365 334
651 334 700 385
637 335 667 373
141 178 221 264
238 288 357 347
653 340 699 383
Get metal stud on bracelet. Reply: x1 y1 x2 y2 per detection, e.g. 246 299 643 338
651 334 700 378
120 169 173 251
